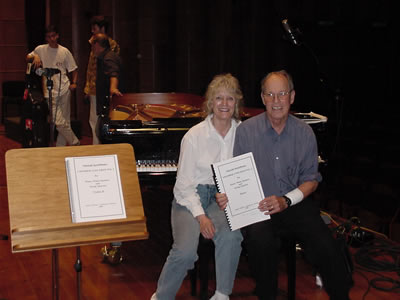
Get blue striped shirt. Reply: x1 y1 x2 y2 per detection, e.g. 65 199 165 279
234 113 322 198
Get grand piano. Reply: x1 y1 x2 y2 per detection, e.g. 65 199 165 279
101 93 207 178
100 93 327 181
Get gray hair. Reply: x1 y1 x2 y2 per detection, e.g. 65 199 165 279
260 70 294 92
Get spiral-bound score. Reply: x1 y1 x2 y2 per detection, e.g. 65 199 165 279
211 164 233 229
211 152 270 231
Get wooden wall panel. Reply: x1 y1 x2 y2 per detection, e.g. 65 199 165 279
0 0 27 112
1 46 26 72
0 0 24 20
0 20 26 45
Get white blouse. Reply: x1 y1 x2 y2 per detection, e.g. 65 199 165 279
173 114 240 217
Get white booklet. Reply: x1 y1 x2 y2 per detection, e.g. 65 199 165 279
65 154 126 223
211 152 270 231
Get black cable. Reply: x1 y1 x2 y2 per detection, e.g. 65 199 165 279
355 239 400 272
354 237 400 295
329 216 400 296
354 269 372 300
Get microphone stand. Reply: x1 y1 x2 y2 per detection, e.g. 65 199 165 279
302 41 344 161
46 75 55 147
284 24 345 162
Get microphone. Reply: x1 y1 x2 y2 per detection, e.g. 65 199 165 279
35 68 61 77
282 19 300 46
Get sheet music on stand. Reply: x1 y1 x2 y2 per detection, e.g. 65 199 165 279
65 154 126 223
6 144 148 299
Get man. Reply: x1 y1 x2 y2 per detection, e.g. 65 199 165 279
26 25 80 146
84 16 120 144
217 70 352 299
90 33 122 140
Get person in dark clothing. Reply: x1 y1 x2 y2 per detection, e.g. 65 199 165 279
84 15 120 145
216 70 352 300
91 33 122 119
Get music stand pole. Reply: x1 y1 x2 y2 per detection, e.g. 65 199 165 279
46 76 55 147
52 249 59 300
74 246 82 300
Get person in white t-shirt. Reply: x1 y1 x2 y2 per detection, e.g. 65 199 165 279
151 73 244 300
26 25 80 146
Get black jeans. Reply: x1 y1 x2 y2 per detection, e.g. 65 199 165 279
241 198 352 300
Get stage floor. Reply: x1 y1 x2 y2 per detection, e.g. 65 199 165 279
1 126 399 300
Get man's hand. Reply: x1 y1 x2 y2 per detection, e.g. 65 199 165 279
215 193 228 210
109 77 122 97
196 214 215 239
31 54 42 69
69 83 77 91
110 88 122 97
258 195 288 215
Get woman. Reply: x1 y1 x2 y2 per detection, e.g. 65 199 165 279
151 73 244 300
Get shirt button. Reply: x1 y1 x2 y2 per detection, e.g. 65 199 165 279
276 156 279 160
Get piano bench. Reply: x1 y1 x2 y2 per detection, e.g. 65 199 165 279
189 235 297 300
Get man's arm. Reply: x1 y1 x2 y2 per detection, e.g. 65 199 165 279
26 53 42 68
109 77 122 96
259 180 319 215
69 69 78 90
298 180 318 199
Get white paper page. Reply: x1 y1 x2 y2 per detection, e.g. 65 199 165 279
65 154 126 223
212 152 270 231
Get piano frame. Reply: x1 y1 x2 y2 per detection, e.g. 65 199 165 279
109 92 205 108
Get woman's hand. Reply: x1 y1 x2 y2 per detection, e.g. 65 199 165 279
196 214 215 239
215 193 228 210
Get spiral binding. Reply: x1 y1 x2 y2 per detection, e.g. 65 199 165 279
211 164 234 231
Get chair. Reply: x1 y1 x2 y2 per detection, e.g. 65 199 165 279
189 236 215 300
189 235 297 300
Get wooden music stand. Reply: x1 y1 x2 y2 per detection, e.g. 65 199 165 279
5 143 148 299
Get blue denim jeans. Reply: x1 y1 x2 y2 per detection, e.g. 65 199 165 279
154 184 243 300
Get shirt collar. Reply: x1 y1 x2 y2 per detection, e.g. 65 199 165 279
206 114 239 139
263 112 291 136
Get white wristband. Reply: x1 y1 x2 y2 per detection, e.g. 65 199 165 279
285 188 304 206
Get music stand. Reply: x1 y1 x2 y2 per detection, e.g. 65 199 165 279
5 143 148 299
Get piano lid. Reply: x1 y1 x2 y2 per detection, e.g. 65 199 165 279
107 93 205 125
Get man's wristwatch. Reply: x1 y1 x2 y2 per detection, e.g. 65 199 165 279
283 195 292 207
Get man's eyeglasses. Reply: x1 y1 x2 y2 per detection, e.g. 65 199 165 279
263 90 291 101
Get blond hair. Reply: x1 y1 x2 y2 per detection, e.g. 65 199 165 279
204 73 243 121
